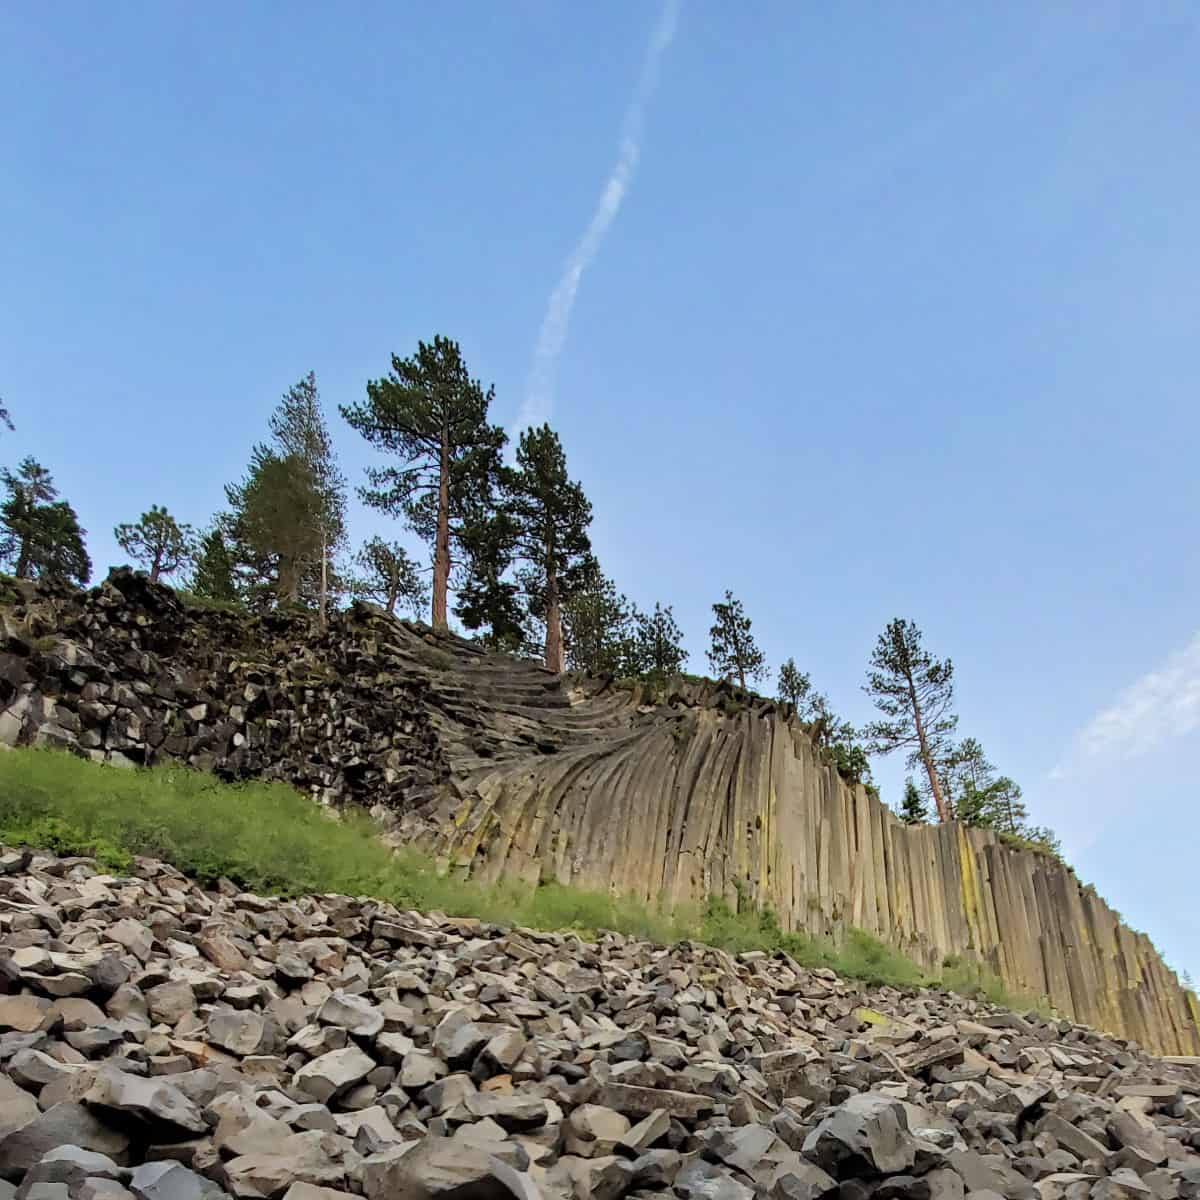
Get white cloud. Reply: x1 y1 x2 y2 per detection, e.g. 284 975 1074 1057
1050 631 1200 779
515 0 681 437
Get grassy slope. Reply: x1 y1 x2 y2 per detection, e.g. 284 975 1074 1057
0 748 1033 1004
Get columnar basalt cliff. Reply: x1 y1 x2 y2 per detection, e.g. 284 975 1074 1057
1 570 1197 1054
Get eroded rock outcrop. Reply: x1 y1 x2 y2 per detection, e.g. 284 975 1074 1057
0 571 1196 1055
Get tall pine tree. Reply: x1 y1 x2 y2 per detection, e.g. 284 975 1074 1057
863 618 957 822
504 424 592 673
224 373 344 613
226 451 322 607
0 458 90 585
341 337 505 632
707 590 765 691
267 373 346 622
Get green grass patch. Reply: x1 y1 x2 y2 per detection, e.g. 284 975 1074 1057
174 590 243 615
939 953 1055 1016
697 897 925 986
0 750 689 934
0 749 1007 1000
411 643 456 673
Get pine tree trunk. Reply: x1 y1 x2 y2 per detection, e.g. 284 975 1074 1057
545 563 563 673
432 428 450 632
278 559 300 607
908 673 950 822
14 539 30 580
386 568 398 616
319 526 328 628
149 546 162 584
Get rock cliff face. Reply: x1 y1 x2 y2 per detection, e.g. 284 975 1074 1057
1 571 1196 1055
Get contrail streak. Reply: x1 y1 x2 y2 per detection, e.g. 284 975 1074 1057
516 0 681 436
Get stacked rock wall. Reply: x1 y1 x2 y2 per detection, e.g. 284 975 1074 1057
0 571 1196 1055
0 570 450 811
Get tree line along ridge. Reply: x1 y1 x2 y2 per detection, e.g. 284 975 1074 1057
0 345 1059 854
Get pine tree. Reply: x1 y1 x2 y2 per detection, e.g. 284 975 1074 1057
267 373 346 623
563 565 633 676
798 691 872 787
114 505 195 583
504 425 592 673
341 336 506 632
226 450 323 607
629 603 687 680
802 691 838 744
989 777 1028 836
863 618 958 822
939 738 1033 834
0 400 12 432
0 458 90 585
349 537 428 618
940 737 995 821
707 590 765 691
224 373 344 612
0 458 54 578
828 735 873 789
900 777 928 825
938 737 1058 855
1019 825 1062 859
775 656 874 788
189 528 238 603
453 506 528 651
776 658 812 711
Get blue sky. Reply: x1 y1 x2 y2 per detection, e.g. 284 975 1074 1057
3 3 1198 982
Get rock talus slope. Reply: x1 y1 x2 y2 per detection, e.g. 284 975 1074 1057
0 571 1196 1055
1 845 1199 1200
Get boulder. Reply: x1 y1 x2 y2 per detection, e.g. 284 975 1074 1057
293 1047 375 1105
802 1093 917 1177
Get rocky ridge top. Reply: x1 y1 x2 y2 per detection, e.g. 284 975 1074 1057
0 569 695 824
1 846 1198 1200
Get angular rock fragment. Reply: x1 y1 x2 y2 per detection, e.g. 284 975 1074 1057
293 1047 375 1105
0 1104 131 1179
803 1093 917 1177
85 1068 208 1136
317 993 383 1040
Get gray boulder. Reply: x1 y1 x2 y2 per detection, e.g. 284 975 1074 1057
294 1047 375 1105
359 1135 520 1199
0 1104 131 1180
317 992 383 1040
802 1093 917 1178
128 1162 225 1200
85 1068 207 1136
